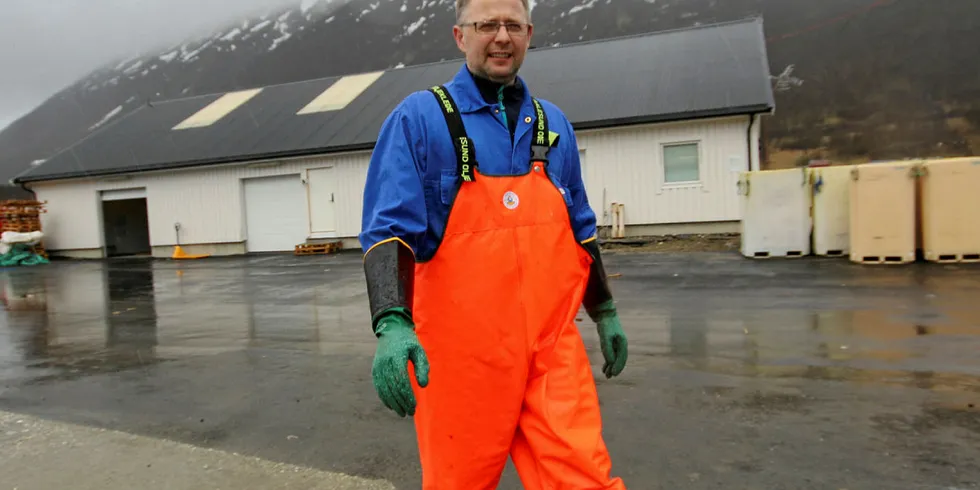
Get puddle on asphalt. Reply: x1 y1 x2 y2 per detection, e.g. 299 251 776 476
1 257 979 397
0 258 373 386
624 300 980 395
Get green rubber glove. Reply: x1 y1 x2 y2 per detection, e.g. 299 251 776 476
591 300 628 378
372 310 429 417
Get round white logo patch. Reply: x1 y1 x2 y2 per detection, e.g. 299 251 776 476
502 191 519 210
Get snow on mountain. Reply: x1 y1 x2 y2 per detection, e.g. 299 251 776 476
567 0 600 15
0 0 977 198
88 105 123 131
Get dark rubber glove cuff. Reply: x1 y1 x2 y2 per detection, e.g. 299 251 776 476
581 239 615 322
363 239 416 334
588 299 618 323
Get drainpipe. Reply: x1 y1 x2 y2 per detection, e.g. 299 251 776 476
746 114 756 172
18 182 37 200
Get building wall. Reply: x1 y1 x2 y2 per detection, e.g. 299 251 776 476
31 114 758 255
33 151 371 255
576 115 753 233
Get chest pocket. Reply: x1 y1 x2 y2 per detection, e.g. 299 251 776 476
440 169 458 205
421 165 459 207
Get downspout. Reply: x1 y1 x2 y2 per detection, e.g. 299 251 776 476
18 181 37 200
746 114 756 172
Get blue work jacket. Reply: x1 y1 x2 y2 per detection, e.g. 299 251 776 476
359 64 598 262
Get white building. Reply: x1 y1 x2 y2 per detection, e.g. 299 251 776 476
13 18 775 259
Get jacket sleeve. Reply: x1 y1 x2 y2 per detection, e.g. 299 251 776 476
559 117 599 244
359 99 428 256
359 98 428 332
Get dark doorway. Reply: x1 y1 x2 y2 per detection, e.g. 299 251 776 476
102 198 151 257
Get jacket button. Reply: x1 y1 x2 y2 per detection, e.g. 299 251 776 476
524 116 532 123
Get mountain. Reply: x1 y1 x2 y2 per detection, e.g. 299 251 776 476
1 0 978 198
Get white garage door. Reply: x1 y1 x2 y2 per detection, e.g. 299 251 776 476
243 175 308 252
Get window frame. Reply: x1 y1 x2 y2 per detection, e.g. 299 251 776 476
660 140 704 189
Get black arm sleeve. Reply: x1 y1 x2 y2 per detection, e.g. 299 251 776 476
363 239 416 333
581 239 614 321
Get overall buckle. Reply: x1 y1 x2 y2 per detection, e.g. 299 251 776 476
530 144 550 166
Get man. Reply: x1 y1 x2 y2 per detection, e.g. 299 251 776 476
359 0 628 487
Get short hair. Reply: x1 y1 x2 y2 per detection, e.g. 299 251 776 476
455 0 531 23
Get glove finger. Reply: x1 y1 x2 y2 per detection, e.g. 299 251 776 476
374 366 402 416
409 344 430 388
371 361 393 410
380 361 409 417
611 335 629 377
603 361 613 379
599 333 615 364
391 357 418 416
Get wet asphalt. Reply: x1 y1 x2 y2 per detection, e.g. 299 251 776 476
0 250 978 489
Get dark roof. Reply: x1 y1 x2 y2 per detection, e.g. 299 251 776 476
14 17 774 183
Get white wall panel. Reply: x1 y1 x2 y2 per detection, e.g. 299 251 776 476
576 115 752 228
35 183 103 250
31 151 371 252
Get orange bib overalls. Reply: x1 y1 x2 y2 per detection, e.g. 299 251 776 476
407 87 626 489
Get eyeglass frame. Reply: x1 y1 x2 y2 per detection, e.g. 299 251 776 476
457 20 531 36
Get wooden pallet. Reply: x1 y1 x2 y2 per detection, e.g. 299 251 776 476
747 249 807 259
30 244 48 259
2 224 42 233
294 242 342 256
855 255 914 265
0 199 46 235
927 252 980 264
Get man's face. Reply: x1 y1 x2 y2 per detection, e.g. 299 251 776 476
453 0 533 84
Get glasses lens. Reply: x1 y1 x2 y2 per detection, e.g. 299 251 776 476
477 21 499 33
475 21 526 35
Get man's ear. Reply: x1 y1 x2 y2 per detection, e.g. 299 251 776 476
453 25 466 53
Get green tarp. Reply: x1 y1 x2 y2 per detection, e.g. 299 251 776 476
0 243 49 266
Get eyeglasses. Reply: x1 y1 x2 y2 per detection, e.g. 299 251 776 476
459 20 530 36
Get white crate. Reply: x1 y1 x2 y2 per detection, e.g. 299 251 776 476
738 167 812 258
810 165 852 257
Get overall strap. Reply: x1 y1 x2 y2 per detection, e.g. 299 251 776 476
428 85 476 182
530 98 551 167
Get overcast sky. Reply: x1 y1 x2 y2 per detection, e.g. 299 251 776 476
0 0 301 130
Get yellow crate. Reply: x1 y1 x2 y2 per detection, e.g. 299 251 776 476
848 161 920 265
920 157 980 263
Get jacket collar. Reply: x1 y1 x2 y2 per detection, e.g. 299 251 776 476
449 63 532 115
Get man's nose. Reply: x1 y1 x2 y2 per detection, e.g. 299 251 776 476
492 25 511 43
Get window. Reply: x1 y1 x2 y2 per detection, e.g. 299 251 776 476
663 142 700 183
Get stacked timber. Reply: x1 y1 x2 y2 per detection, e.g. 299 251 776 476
0 200 48 257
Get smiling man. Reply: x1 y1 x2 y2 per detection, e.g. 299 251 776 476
358 0 629 488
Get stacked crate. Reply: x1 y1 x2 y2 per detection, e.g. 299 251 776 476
847 161 920 265
0 200 48 257
739 156 980 265
738 167 812 258
919 157 980 263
